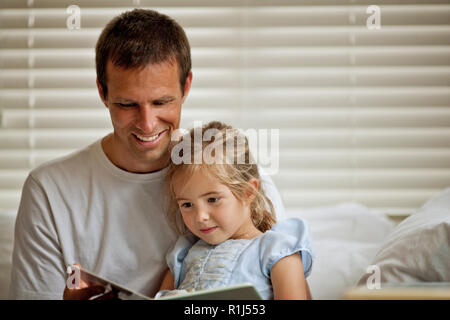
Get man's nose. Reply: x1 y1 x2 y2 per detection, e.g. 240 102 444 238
136 104 156 133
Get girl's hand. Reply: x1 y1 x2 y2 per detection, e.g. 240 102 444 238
159 268 175 291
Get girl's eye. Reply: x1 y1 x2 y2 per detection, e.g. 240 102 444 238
180 202 192 208
207 197 219 203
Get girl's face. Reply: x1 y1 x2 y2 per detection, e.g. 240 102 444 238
172 169 261 245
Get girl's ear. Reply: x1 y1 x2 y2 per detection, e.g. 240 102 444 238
245 179 259 202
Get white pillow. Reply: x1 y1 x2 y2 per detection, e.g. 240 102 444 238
357 188 450 285
288 202 395 299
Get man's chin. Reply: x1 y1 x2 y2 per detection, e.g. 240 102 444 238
131 148 170 170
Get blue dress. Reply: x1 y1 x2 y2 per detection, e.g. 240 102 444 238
160 218 314 300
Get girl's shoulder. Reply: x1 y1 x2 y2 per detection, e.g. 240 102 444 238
269 217 312 237
257 217 313 246
256 217 314 278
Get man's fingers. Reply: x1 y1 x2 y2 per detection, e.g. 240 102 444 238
64 263 117 300
63 285 105 300
92 290 118 300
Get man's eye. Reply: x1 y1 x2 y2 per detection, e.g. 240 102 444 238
153 101 167 106
117 103 136 107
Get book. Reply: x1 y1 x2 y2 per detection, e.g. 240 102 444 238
79 267 263 300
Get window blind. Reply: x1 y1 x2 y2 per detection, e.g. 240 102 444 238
1 0 449 218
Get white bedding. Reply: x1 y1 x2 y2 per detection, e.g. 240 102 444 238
357 188 450 284
0 203 396 300
287 203 396 299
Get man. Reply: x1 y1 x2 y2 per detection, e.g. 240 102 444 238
9 9 285 300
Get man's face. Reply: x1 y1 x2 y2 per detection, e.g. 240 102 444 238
98 60 192 173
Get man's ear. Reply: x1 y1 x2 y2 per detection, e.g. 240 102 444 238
181 71 193 104
96 78 107 107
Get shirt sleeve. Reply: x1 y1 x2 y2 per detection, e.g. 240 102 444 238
9 174 66 300
258 165 286 221
259 218 314 278
165 234 197 288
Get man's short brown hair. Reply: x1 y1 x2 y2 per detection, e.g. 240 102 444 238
95 9 191 98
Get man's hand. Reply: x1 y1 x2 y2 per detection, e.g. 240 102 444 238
63 285 107 300
63 263 117 300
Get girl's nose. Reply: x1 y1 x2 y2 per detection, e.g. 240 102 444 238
196 208 209 222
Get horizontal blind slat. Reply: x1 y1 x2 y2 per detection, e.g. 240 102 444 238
279 129 450 148
1 88 449 109
2 169 450 189
0 0 300 9
3 107 450 128
279 149 450 169
2 47 450 69
2 67 450 88
2 1 450 9
1 6 449 28
2 27 450 49
281 189 443 208
1 128 450 149
2 148 450 170
272 169 450 189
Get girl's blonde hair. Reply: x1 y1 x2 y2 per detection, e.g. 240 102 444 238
164 121 276 235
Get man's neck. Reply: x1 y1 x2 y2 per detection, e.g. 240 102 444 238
101 134 169 174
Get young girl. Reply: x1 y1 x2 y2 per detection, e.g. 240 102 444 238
156 121 314 300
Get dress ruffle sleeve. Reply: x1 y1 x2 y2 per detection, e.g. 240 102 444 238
259 217 314 278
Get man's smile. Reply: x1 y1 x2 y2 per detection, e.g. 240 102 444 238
132 129 168 146
134 132 159 142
